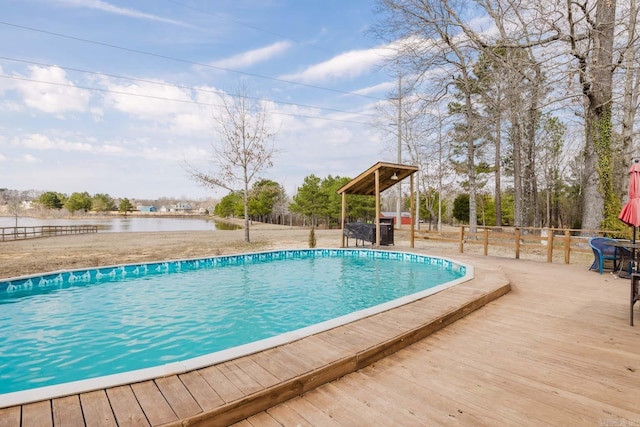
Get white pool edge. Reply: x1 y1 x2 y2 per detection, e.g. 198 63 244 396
0 250 473 408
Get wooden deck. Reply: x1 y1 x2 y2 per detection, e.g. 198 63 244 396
2 249 639 426
236 255 640 426
0 253 509 426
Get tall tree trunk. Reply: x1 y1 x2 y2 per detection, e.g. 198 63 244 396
494 112 502 227
529 64 542 227
512 117 523 227
244 172 250 243
622 0 640 159
465 80 478 232
580 0 617 231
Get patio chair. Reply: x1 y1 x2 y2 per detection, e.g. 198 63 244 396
589 237 631 274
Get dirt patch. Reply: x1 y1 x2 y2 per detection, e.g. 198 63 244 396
0 222 590 279
0 226 343 279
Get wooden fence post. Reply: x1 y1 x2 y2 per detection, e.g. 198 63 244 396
515 227 521 259
564 230 571 264
483 227 489 256
546 227 553 263
459 226 465 253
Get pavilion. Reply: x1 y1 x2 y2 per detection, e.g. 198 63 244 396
337 161 419 248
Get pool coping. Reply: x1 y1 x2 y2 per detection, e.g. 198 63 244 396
0 248 471 408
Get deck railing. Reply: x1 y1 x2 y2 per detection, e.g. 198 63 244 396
416 226 629 264
0 225 98 242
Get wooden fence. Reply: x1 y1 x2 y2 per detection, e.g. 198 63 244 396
416 226 629 264
0 225 98 242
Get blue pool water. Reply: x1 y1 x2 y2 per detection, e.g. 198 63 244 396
0 249 467 396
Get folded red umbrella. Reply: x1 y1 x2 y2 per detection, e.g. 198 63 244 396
619 161 640 227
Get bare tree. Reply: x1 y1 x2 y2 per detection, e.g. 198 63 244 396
536 116 567 227
186 85 277 243
620 0 640 160
376 0 485 231
562 0 618 230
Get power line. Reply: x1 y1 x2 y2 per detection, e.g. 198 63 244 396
0 56 379 119
0 74 373 125
0 21 385 101
166 0 333 54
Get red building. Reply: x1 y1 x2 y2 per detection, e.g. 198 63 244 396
381 212 412 226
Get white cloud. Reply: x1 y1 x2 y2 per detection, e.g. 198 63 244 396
98 143 126 154
211 41 293 69
90 107 104 122
18 133 93 152
22 154 41 163
16 66 90 114
101 80 217 137
103 80 194 118
170 112 212 137
280 44 395 83
0 152 5 161
0 101 25 113
14 133 130 156
352 81 396 96
52 0 193 27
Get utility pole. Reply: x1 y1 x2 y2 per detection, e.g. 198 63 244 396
396 69 402 230
438 131 443 232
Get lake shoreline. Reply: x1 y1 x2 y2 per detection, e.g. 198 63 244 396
0 215 249 233
0 211 212 220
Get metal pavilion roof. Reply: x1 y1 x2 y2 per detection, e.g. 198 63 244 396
337 162 419 196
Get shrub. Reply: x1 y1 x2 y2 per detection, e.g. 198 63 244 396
308 227 317 248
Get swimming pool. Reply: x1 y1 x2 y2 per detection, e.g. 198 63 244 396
0 248 471 404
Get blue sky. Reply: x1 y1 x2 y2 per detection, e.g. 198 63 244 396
0 0 400 200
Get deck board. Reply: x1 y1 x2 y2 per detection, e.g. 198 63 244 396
284 334 350 366
197 365 245 403
326 374 426 426
178 371 225 411
307 383 401 426
249 349 299 382
19 401 51 427
216 361 264 397
240 411 283 427
130 381 177 425
265 398 342 427
353 362 482 425
253 343 316 374
79 390 117 427
154 376 202 419
232 357 280 390
51 395 84 427
105 386 150 427
312 323 381 352
0 407 21 427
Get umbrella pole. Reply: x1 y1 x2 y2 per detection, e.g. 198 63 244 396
633 227 637 274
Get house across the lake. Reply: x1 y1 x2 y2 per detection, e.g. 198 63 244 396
157 203 194 214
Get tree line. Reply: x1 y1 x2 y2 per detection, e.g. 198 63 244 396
200 1 637 235
214 176 377 228
37 191 134 215
373 0 637 233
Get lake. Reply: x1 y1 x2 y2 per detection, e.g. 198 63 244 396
0 216 238 232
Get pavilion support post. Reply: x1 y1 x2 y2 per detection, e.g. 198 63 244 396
410 173 415 248
340 191 346 248
375 169 381 248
